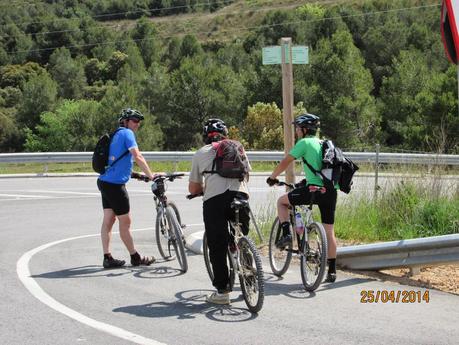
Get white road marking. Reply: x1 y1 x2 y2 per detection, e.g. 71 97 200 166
0 193 51 198
29 190 100 196
17 228 171 345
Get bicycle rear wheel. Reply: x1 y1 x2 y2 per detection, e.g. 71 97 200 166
165 206 188 273
268 217 292 277
202 232 235 291
238 236 264 313
300 222 328 291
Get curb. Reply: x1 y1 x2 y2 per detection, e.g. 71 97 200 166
184 231 204 255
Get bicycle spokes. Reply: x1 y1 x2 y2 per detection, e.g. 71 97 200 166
300 223 328 292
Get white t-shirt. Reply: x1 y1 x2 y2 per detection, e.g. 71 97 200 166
189 143 250 201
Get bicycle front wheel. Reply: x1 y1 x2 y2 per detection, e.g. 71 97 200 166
165 206 188 273
202 232 235 291
155 207 175 260
168 201 182 228
300 222 328 291
268 217 292 277
238 236 264 313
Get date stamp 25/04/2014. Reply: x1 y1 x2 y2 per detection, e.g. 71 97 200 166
360 290 430 304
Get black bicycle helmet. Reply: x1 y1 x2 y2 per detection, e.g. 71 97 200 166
118 108 145 123
292 113 320 130
202 118 228 143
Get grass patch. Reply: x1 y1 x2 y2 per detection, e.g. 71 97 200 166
0 161 283 174
335 180 459 242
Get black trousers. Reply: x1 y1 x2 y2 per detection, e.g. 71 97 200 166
203 190 250 292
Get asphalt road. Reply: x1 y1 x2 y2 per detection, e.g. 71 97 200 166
1 176 458 345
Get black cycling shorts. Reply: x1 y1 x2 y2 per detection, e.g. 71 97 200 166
287 186 337 224
97 179 130 216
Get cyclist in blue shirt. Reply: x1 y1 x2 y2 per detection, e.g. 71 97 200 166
266 114 338 283
97 108 157 269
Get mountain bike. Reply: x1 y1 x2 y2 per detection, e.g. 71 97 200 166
268 181 328 291
188 193 264 313
132 172 188 273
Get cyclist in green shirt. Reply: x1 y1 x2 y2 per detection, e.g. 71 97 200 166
266 114 338 283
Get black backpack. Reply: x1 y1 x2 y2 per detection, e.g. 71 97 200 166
203 139 249 181
92 128 129 174
303 139 359 194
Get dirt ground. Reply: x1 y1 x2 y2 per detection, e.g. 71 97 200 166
343 264 459 295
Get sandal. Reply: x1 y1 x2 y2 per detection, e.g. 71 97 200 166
131 255 155 266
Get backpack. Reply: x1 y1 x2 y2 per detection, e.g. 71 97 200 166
303 139 359 194
203 139 249 181
92 128 129 174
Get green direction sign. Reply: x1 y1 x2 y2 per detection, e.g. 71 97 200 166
262 45 309 65
262 46 282 65
292 46 309 64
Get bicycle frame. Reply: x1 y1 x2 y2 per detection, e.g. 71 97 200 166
134 172 188 271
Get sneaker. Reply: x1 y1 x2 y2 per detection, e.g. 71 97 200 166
324 272 336 283
206 292 230 305
276 234 292 249
103 257 126 269
131 255 156 266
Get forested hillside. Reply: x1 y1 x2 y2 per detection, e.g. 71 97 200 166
0 0 457 153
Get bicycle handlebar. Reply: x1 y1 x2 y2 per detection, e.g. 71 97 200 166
131 172 184 183
269 179 326 194
275 181 295 189
186 193 203 200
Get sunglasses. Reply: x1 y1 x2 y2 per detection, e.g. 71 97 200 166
129 118 141 123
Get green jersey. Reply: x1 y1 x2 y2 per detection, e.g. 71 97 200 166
289 136 323 187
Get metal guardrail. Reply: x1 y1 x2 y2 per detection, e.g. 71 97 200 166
1 151 459 165
337 234 459 273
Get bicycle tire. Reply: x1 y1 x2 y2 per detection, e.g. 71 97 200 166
300 221 328 292
165 206 188 273
238 236 264 313
268 217 292 277
155 201 182 260
202 232 235 291
155 207 175 260
168 201 182 228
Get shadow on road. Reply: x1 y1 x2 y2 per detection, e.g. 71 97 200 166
31 260 185 280
113 289 258 322
263 272 373 297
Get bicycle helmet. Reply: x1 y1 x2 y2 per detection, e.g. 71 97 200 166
292 113 320 130
118 108 145 123
202 118 228 144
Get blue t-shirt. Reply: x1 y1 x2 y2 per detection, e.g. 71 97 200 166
99 127 138 184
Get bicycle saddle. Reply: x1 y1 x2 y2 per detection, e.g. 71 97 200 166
231 198 249 209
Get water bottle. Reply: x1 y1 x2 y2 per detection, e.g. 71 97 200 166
294 212 304 235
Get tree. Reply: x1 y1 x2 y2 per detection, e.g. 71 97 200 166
102 51 128 81
163 37 182 71
98 83 163 150
1 23 33 64
180 35 203 59
84 58 104 85
17 72 57 129
49 48 87 99
242 102 283 150
0 107 22 152
0 62 46 89
296 29 379 148
162 55 246 150
24 100 101 152
131 17 161 68
381 50 458 153
116 43 146 85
